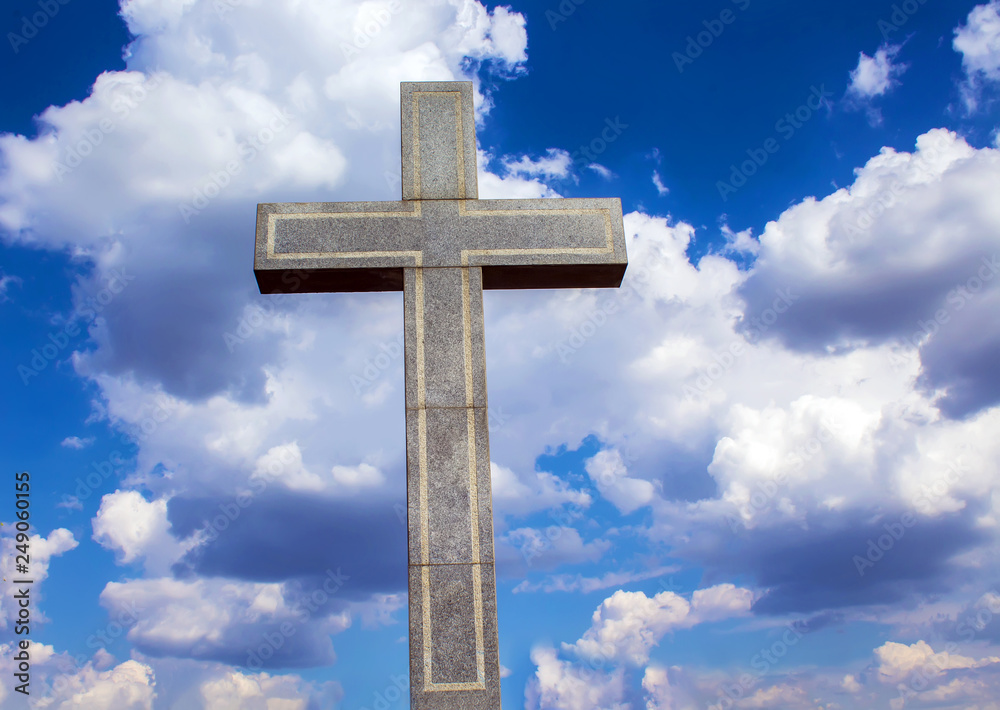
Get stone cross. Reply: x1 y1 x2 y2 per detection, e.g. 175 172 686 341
254 81 627 709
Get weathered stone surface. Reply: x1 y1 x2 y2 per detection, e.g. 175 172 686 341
403 266 487 409
401 82 478 201
252 80 627 710
408 563 501 709
404 405 493 566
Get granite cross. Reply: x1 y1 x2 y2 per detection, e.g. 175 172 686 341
253 81 627 709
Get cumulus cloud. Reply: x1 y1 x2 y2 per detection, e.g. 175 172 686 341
197 668 314 709
845 44 908 125
10 654 340 710
0 528 78 629
585 448 656 515
33 659 156 710
738 129 1000 418
100 575 350 667
564 584 753 665
525 646 627 710
875 639 1000 684
954 0 1000 110
92 490 197 573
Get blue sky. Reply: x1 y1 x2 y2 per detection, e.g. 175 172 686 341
1 0 1000 708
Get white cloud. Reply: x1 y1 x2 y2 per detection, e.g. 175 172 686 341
497 526 610 573
847 44 906 100
737 129 1000 417
32 659 156 710
954 0 1000 109
92 490 196 573
588 163 614 180
252 442 323 492
642 665 676 710
330 462 385 488
585 448 656 515
652 170 669 196
732 683 810 708
564 584 752 665
198 669 311 710
841 673 862 693
875 639 1000 684
690 583 755 622
525 646 628 710
491 461 591 520
61 435 95 449
0 528 78 628
503 148 572 179
99 577 351 665
0 273 19 301
11 653 337 710
721 224 759 256
513 566 677 594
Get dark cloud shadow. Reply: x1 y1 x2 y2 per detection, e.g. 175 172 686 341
169 489 407 598
679 507 989 614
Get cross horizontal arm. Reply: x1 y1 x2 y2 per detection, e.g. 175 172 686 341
254 197 627 293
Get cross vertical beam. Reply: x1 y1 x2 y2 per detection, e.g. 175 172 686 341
401 82 500 709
